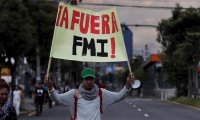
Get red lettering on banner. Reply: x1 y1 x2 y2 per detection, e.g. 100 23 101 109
70 10 80 30
56 6 119 34
80 13 90 34
91 15 100 34
56 5 63 26
111 12 119 33
60 7 68 28
102 15 110 34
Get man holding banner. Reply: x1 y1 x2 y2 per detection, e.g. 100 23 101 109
44 2 136 120
44 68 135 120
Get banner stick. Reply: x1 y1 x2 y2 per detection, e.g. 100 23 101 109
127 59 141 89
127 60 132 74
46 57 52 80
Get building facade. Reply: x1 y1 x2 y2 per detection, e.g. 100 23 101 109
142 54 175 99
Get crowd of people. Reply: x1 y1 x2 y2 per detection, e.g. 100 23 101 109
32 81 74 116
31 79 109 116
31 80 110 117
0 78 74 118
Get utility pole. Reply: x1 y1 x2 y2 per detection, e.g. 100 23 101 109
141 49 144 60
145 44 148 59
36 47 41 83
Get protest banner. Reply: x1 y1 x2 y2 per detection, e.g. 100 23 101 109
50 2 128 62
46 2 132 77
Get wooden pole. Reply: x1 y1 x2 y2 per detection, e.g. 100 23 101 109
127 59 132 74
46 57 52 79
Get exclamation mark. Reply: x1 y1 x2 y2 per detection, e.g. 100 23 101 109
56 5 63 26
110 37 116 58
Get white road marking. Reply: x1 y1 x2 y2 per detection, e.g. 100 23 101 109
129 102 132 105
144 114 149 117
133 105 136 107
138 108 141 111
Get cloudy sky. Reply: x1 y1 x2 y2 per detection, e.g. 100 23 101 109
77 0 200 57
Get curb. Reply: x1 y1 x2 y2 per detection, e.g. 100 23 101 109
165 100 200 110
19 104 49 116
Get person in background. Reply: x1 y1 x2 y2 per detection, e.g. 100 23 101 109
34 82 46 116
8 82 12 101
28 84 35 98
63 82 71 93
42 84 48 103
43 83 52 108
46 88 52 108
0 79 17 120
54 84 62 94
75 83 80 89
12 85 22 116
18 86 24 104
99 81 107 89
54 84 62 106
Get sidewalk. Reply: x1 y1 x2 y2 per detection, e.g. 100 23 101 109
20 97 48 115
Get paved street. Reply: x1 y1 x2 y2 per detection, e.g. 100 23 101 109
19 98 200 120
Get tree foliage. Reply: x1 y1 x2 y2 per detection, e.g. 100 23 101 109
0 0 35 73
22 0 58 68
157 4 200 88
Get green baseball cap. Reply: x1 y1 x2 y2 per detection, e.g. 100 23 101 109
81 68 96 78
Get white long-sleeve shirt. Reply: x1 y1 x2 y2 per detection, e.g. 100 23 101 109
48 86 130 120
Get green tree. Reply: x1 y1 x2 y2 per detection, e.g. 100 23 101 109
0 0 35 74
22 0 57 66
157 4 200 96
